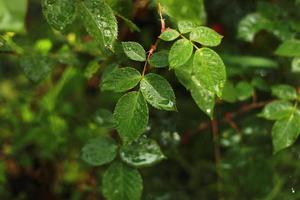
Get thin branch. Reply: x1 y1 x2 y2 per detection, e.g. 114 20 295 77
194 100 271 133
142 3 165 76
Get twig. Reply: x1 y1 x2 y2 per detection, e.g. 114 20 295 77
211 119 222 178
141 3 165 76
194 100 271 133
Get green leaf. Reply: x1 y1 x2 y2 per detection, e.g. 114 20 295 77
140 73 176 111
101 67 141 92
271 84 298 100
103 162 143 200
257 2 281 19
193 48 226 98
149 50 169 68
190 26 223 47
292 57 300 73
81 137 117 166
175 57 215 118
259 101 294 120
122 42 146 62
78 0 118 50
222 81 237 103
178 20 197 34
237 12 292 42
159 28 180 41
106 0 133 18
113 91 149 144
174 56 194 89
115 12 140 32
20 53 53 82
272 112 300 154
42 0 76 31
160 0 206 24
275 40 300 57
94 109 114 128
237 13 272 42
190 76 215 118
120 136 165 168
222 55 278 69
0 0 27 32
169 38 193 68
235 81 254 101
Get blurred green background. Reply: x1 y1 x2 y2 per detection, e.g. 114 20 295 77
1 0 300 199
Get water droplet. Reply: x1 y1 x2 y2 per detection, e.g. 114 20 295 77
291 187 296 194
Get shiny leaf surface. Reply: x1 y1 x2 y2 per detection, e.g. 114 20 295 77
120 136 165 167
113 91 148 144
101 67 141 92
103 162 143 200
193 48 226 98
140 73 176 111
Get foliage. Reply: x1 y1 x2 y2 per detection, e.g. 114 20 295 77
1 0 300 199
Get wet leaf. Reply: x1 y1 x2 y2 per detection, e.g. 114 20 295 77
272 112 300 154
20 53 53 82
190 76 215 118
140 73 176 111
79 0 118 50
102 162 143 200
169 38 193 68
42 0 76 31
101 67 141 92
193 47 226 98
149 50 169 68
271 84 298 100
238 13 272 42
120 136 165 167
259 101 294 120
178 20 197 34
81 137 117 166
113 91 148 144
122 41 146 62
190 26 223 47
175 57 215 118
159 28 180 41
